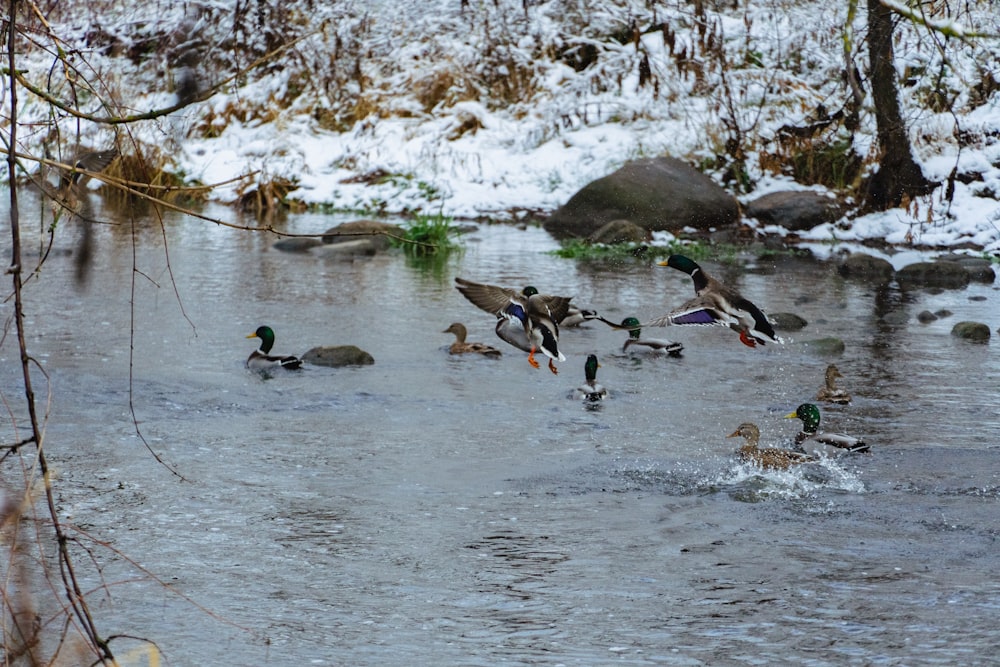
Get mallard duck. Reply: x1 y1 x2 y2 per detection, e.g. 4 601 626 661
572 354 608 401
454 277 572 374
246 325 302 370
615 316 684 356
816 364 851 404
645 255 778 348
442 322 502 358
785 403 869 455
560 303 601 327
57 149 119 193
727 422 814 470
51 148 119 285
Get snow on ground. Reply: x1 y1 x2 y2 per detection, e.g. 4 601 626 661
8 0 1000 254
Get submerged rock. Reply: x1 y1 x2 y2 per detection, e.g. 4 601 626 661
950 321 990 342
882 311 910 326
795 337 845 355
273 237 323 252
897 261 970 289
315 239 379 260
544 157 739 239
745 190 845 231
302 345 375 367
916 310 938 323
838 253 894 282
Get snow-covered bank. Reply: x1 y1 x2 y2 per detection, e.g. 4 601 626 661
8 0 1000 253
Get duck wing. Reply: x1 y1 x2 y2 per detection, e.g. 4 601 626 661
454 277 523 317
644 296 736 328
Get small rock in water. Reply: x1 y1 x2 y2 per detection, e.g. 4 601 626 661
950 321 990 342
302 345 375 366
838 253 894 283
968 295 987 302
934 309 953 318
882 311 909 326
769 312 808 331
916 310 938 323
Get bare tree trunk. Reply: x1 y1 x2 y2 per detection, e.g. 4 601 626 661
862 0 933 211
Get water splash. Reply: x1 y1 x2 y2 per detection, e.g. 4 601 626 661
711 457 866 502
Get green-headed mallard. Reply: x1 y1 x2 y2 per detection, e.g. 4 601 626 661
442 322 502 358
615 316 683 356
816 364 851 404
246 325 302 370
727 422 814 470
572 354 608 401
785 403 869 455
646 255 778 348
454 277 571 374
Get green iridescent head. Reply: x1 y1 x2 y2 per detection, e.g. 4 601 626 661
247 325 276 353
658 254 700 275
584 354 600 382
785 403 821 433
521 286 539 297
621 316 642 339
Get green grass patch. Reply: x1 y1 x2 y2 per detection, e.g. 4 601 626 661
392 212 462 258
548 238 715 262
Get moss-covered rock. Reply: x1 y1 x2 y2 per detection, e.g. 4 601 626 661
586 219 650 244
950 321 990 342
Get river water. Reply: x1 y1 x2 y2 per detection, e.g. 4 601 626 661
1 191 998 666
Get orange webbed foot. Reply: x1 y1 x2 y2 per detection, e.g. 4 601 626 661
527 349 540 369
739 330 758 348
548 359 558 375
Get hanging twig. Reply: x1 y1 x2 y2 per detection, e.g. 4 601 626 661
4 2 114 663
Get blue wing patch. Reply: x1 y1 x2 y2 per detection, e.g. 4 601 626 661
503 302 528 325
671 309 718 326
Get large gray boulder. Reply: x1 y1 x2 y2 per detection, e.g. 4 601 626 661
744 191 845 231
544 157 739 239
897 261 970 289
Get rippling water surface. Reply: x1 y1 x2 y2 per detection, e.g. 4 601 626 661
1 193 998 665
